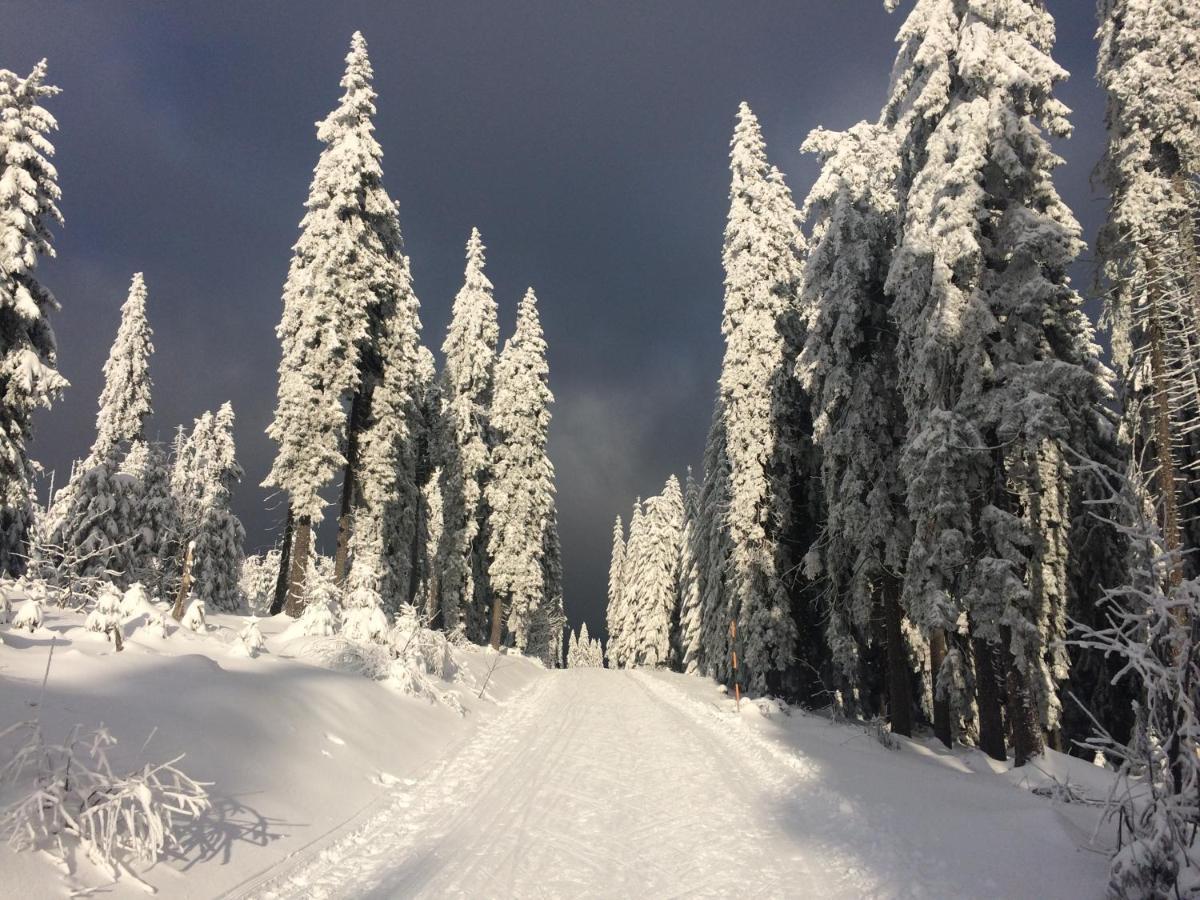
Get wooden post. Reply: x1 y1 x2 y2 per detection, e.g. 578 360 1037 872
729 619 741 712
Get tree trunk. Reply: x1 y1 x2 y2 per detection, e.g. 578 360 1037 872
488 591 505 650
171 542 194 621
882 573 913 738
1147 279 1184 589
1003 628 1044 767
333 389 369 586
286 516 312 618
269 506 294 616
929 627 952 748
973 636 1007 761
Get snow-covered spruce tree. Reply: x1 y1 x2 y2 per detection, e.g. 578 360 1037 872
612 497 645 667
883 0 1114 762
696 410 734 682
344 195 425 618
1096 0 1200 584
188 404 245 612
486 289 555 653
797 122 914 735
714 104 813 696
604 514 625 667
629 477 684 668
537 508 566 666
263 32 400 615
123 440 179 596
44 456 134 587
435 229 499 642
47 274 160 590
90 273 153 461
404 346 440 618
677 468 704 674
0 61 68 574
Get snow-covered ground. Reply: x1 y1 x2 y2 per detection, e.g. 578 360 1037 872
2 605 1115 899
0 604 544 898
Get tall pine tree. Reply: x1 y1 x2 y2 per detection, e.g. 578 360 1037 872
263 32 403 615
486 289 555 653
0 61 68 574
435 229 499 641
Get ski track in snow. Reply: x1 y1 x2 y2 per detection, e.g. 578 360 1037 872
239 669 1085 899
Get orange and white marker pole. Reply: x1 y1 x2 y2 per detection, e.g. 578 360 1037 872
729 619 741 712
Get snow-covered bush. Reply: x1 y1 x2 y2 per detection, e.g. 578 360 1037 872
0 720 209 885
181 597 207 632
11 597 43 632
85 584 123 635
239 550 279 617
119 581 154 618
149 610 171 639
341 584 389 644
284 578 340 639
236 617 265 657
385 605 463 711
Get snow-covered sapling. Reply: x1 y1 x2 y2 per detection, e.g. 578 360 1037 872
119 581 153 617
341 584 389 644
238 616 265 657
181 597 207 633
11 597 43 632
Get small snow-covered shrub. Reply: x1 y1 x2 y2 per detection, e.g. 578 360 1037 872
237 617 265 657
386 605 463 711
11 597 43 632
284 579 340 639
239 550 279 617
119 582 154 617
0 720 210 884
181 597 207 632
85 584 123 634
341 584 389 644
301 636 393 680
149 610 171 639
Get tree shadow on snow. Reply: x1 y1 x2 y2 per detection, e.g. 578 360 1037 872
166 792 300 869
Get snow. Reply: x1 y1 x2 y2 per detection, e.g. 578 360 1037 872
241 668 1110 899
2 597 1117 899
0 602 543 898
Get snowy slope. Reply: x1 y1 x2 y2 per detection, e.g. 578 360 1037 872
248 668 1113 899
0 606 546 898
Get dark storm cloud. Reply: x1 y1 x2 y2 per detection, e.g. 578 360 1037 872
2 0 1106 639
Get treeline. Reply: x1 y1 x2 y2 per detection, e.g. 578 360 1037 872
605 5 1199 885
0 34 564 664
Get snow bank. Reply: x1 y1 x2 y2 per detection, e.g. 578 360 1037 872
0 603 546 897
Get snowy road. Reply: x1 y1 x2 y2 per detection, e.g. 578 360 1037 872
243 668 1105 899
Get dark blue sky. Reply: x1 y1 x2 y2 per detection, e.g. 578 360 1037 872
4 0 1107 636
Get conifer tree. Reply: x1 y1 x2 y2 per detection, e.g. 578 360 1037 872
90 273 153 461
613 498 645 668
263 32 402 615
677 468 703 674
883 0 1114 761
604 515 625 665
486 289 555 652
190 403 245 612
630 476 685 668
797 122 914 735
345 198 424 614
0 61 68 573
714 104 810 695
123 440 178 595
436 229 499 640
696 412 734 682
1096 0 1200 581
